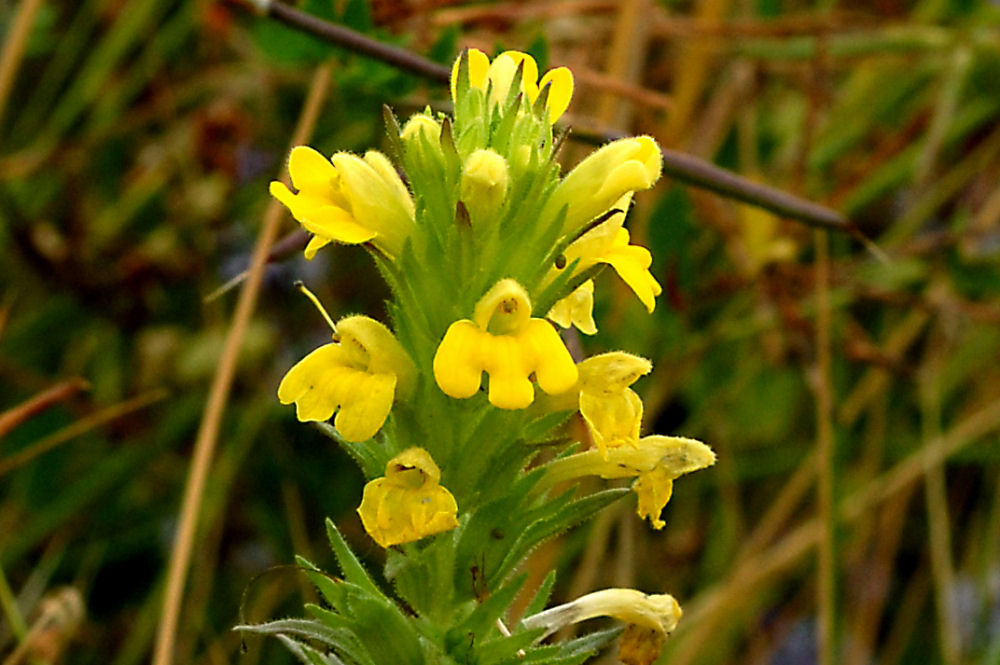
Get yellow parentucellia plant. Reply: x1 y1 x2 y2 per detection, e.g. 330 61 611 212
249 47 716 665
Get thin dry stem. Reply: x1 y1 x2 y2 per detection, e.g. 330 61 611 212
596 0 651 129
0 389 167 477
0 0 45 135
0 378 90 441
151 64 333 665
814 229 836 665
920 324 961 665
670 388 1000 664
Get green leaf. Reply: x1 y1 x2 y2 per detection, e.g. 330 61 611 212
520 570 556 619
325 518 387 600
493 488 631 585
314 422 384 480
276 634 345 665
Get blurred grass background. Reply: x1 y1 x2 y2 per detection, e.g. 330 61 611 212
1 0 1000 664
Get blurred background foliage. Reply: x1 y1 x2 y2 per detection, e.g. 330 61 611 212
1 0 999 664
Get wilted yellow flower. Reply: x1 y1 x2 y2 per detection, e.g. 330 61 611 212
577 351 652 456
547 279 597 335
460 148 509 224
619 624 668 665
433 279 578 410
270 146 415 259
521 588 681 639
540 435 715 529
545 136 662 236
548 195 663 313
357 448 459 548
277 315 415 442
450 48 574 124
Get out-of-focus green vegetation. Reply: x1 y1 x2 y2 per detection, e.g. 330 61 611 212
1 1 998 664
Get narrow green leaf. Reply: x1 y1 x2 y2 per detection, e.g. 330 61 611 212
325 518 386 600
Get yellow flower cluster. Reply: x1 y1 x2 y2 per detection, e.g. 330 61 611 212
268 48 711 554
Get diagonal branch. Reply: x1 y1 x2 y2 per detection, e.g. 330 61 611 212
244 0 857 235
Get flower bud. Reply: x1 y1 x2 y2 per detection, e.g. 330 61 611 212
546 136 662 235
460 149 509 224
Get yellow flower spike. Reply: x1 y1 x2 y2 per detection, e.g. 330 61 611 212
547 136 662 235
357 448 459 548
547 279 597 335
540 435 715 527
270 147 415 259
460 148 509 224
521 588 681 640
577 351 652 456
433 279 578 410
277 314 415 442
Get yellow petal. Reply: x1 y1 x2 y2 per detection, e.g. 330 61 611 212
633 467 674 530
580 388 643 456
451 48 491 102
277 344 347 422
287 145 337 193
603 229 662 313
303 234 331 260
329 151 414 256
333 371 396 442
386 447 441 486
578 351 652 395
481 334 535 409
495 51 539 98
298 205 377 245
472 278 532 333
434 321 485 399
547 280 597 335
538 66 574 123
521 319 578 396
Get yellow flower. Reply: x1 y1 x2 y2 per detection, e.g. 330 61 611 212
577 352 652 456
540 435 715 529
277 315 415 442
545 136 662 236
357 448 459 548
270 146 415 259
460 148 509 224
433 279 578 410
547 279 597 335
521 588 681 639
450 49 574 124
548 195 663 313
